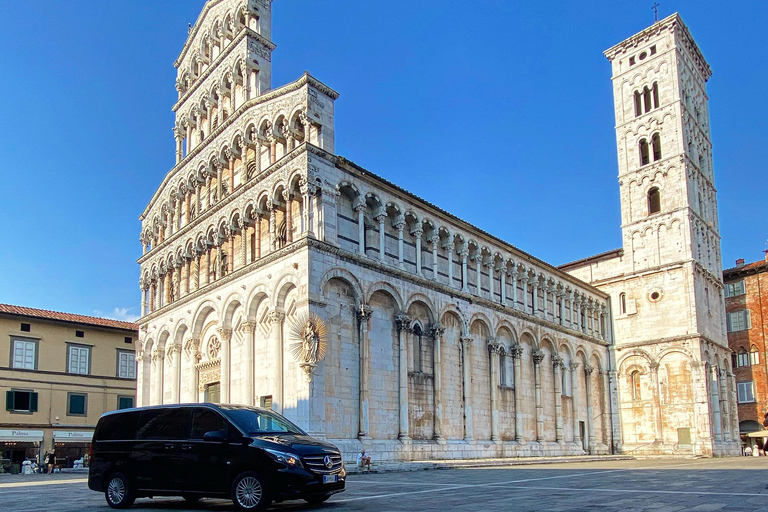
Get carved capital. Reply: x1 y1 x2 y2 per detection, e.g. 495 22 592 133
649 361 660 371
460 336 473 346
241 321 256 333
395 313 411 333
429 324 444 340
217 327 233 342
267 311 285 325
570 361 581 371
356 304 373 323
584 364 595 375
552 355 564 369
532 350 545 365
510 345 524 359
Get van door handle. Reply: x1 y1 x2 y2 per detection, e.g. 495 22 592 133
181 444 192 451
164 444 175 450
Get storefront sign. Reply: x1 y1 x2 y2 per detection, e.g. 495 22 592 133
0 429 44 442
53 431 94 442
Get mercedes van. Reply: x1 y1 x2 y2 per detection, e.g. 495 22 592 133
88 404 345 510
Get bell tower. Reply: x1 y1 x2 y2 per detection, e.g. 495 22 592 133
604 13 725 343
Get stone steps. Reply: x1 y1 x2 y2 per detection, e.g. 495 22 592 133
346 454 635 474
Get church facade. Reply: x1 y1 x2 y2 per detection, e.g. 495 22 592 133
136 1 737 460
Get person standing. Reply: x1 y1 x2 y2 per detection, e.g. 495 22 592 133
45 451 55 474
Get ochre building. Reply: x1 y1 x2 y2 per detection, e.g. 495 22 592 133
723 254 768 439
136 1 736 460
0 304 137 468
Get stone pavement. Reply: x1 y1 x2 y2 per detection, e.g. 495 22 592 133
3 457 768 511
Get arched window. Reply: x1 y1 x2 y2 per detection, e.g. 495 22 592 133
652 82 659 109
643 86 652 113
737 349 749 368
630 371 641 400
651 133 662 161
751 346 760 366
411 324 423 373
639 139 650 166
648 187 661 215
499 352 507 387
634 91 642 117
562 363 572 396
619 293 627 314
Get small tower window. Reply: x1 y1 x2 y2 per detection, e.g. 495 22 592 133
630 371 641 400
634 91 642 117
651 133 662 161
643 86 652 113
648 187 661 215
639 139 650 166
652 82 659 109
619 293 627 314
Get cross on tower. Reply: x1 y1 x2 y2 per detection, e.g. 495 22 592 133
652 2 660 22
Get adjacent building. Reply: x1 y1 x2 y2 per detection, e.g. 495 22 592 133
136 0 738 461
0 304 138 468
723 253 768 438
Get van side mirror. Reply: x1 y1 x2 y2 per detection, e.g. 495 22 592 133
203 430 226 443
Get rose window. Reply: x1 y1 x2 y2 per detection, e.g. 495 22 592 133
208 337 221 359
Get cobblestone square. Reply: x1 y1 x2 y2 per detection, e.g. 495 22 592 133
3 458 768 512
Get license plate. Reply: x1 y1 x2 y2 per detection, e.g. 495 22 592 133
323 474 338 484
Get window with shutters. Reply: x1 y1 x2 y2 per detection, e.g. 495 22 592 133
118 396 134 410
11 338 37 370
725 280 746 298
727 310 751 332
67 344 91 375
117 350 136 379
6 390 38 413
737 381 756 403
750 347 760 366
67 393 87 416
737 350 749 367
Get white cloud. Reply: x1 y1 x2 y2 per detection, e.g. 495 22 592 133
94 307 140 323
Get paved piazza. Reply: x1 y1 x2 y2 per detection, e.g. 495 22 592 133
3 459 768 512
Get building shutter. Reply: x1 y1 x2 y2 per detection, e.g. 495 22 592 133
6 391 14 411
30 392 38 412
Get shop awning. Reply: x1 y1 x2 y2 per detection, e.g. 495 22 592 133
53 431 93 442
746 430 768 438
0 429 44 442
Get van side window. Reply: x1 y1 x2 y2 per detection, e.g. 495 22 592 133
191 408 229 439
94 411 141 441
137 408 191 440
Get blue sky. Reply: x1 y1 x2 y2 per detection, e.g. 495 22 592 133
0 1 765 322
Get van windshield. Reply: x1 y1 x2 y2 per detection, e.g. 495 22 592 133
224 408 305 436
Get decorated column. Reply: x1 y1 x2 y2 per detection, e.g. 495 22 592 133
488 340 501 442
461 335 474 442
395 314 411 440
357 306 372 439
430 325 445 442
552 355 564 443
532 350 545 441
511 345 524 443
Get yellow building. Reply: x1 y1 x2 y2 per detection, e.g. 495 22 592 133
0 304 137 469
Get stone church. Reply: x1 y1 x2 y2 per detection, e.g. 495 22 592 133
136 0 738 460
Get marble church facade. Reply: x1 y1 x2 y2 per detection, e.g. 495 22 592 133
136 1 736 461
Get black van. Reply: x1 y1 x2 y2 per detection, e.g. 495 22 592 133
88 404 345 510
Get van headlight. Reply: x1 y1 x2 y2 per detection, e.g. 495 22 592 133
264 449 302 467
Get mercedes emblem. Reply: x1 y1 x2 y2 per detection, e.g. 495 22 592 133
323 455 333 469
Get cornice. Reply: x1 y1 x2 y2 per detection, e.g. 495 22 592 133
307 238 611 347
141 72 337 220
333 156 607 299
137 144 308 265
138 237 310 326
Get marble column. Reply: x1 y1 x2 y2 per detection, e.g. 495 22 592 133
719 368 730 440
487 260 495 301
584 364 595 454
568 291 575 328
511 268 519 309
218 328 232 404
488 341 501 442
395 314 411 440
460 246 469 292
552 355 564 443
709 365 722 441
430 325 445 442
268 311 285 413
558 290 566 325
283 191 293 244
511 345 524 443
375 211 387 261
571 362 582 446
395 215 405 269
430 235 440 280
242 321 256 405
269 201 277 251
446 243 455 288
522 274 529 314
533 350 545 442
354 199 366 255
650 362 663 442
498 263 506 304
531 278 539 318
412 228 423 275
357 306 372 439
169 342 181 404
461 336 474 442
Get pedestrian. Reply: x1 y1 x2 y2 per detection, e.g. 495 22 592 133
357 449 372 471
45 451 55 474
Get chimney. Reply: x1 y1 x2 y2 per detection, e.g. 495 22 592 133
736 258 745 267
764 250 768 263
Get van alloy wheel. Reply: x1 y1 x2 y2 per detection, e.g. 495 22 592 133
107 477 126 504
235 476 263 508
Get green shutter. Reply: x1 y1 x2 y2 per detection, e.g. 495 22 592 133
30 392 38 412
6 390 14 411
